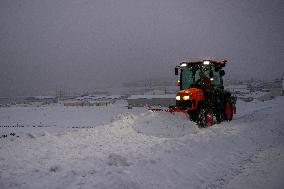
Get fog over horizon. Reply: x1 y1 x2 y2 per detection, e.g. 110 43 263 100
1 0 283 97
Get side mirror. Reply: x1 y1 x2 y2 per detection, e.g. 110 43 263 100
175 67 179 75
219 70 225 76
209 70 214 78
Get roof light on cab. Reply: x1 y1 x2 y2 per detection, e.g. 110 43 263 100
203 60 210 65
181 63 187 67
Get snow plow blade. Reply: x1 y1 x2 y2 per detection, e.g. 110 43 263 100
148 107 187 113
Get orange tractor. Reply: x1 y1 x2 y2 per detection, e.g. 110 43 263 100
150 60 236 127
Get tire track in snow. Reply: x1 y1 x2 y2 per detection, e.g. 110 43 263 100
204 100 284 189
219 145 284 189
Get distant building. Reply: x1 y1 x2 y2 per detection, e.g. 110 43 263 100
25 96 57 104
127 94 176 107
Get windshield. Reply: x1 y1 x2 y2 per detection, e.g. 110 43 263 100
180 66 222 90
181 67 193 89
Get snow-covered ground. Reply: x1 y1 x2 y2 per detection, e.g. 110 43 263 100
0 97 284 189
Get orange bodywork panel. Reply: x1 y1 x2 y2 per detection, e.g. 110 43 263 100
176 88 204 110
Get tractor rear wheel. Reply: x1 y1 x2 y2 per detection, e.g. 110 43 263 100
225 102 233 121
197 109 213 127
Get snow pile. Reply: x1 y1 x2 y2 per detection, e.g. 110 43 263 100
133 111 197 138
0 111 167 189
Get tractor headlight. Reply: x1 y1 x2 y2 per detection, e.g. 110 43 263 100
183 95 190 100
176 96 181 100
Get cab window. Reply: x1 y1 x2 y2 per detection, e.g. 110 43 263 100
181 67 193 89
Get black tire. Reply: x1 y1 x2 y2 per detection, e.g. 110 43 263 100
197 109 213 128
189 110 198 122
216 112 223 124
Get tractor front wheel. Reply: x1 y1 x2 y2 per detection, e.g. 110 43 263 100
197 109 213 128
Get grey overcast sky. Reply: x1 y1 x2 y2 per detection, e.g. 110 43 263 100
0 0 283 96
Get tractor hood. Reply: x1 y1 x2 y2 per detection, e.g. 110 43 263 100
176 88 204 100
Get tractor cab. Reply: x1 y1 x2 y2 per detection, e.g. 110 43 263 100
175 60 226 91
173 60 236 127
